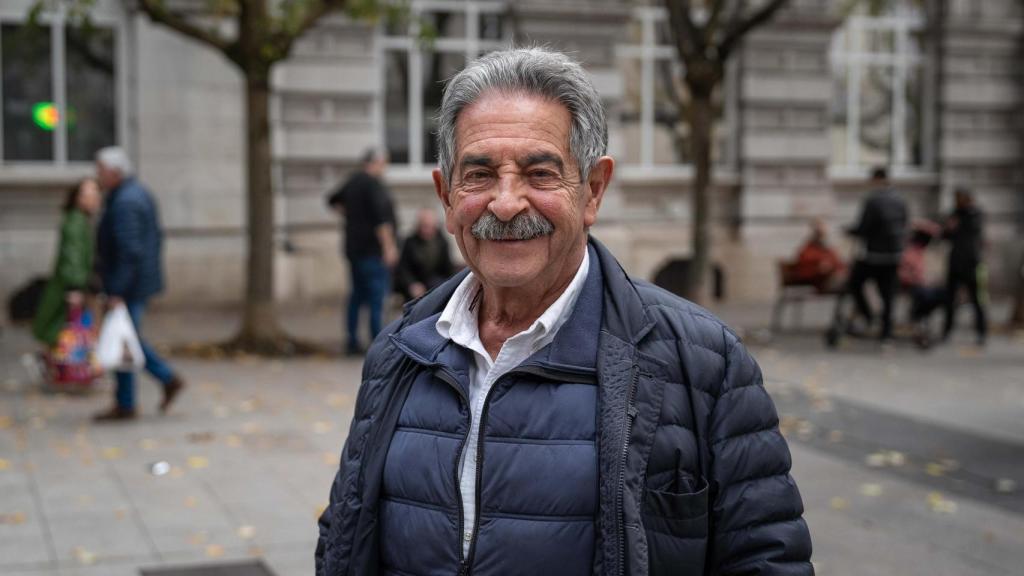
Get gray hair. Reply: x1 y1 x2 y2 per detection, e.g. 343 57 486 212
95 146 133 176
436 47 607 185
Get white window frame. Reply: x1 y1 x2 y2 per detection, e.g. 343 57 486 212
829 8 934 178
0 1 127 171
379 0 509 172
614 6 739 172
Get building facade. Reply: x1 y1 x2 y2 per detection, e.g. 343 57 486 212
0 0 1021 314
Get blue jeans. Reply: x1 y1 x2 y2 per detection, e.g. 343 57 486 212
115 300 175 409
347 257 391 351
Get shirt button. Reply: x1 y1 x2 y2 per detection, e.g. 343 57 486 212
464 531 472 542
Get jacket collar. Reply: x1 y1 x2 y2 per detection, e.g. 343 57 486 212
589 236 655 345
391 242 610 374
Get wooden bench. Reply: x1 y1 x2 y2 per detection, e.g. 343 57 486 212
771 260 842 333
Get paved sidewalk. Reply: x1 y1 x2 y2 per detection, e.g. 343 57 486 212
0 301 1021 575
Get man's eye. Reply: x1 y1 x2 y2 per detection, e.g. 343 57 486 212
464 171 491 182
529 171 559 182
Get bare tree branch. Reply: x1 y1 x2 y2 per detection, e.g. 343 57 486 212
717 0 789 60
663 0 703 63
136 0 234 55
704 0 729 47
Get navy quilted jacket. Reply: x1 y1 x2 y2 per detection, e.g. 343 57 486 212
96 177 164 300
316 237 813 575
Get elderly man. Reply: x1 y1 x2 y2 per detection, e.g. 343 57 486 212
93 147 184 421
316 48 811 576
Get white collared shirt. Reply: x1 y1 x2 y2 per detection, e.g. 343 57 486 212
435 250 590 556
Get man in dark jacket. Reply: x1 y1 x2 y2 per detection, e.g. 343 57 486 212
316 48 812 576
942 188 987 344
845 167 908 342
94 147 184 421
328 150 399 355
395 208 456 301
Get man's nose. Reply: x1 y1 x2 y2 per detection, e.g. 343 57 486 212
487 173 529 221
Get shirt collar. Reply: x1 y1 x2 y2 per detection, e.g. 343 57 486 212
436 249 591 354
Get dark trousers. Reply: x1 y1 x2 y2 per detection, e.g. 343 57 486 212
943 266 987 341
347 256 391 351
847 260 900 340
115 300 175 409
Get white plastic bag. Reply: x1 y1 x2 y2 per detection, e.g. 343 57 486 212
96 304 145 371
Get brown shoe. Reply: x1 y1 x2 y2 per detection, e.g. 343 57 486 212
93 405 138 422
159 376 186 414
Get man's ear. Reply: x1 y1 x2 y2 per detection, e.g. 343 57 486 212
432 168 457 234
583 156 614 228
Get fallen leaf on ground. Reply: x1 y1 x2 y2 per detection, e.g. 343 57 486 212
187 432 216 444
238 525 256 539
72 546 97 565
828 430 844 443
0 458 10 471
829 497 849 511
101 447 123 460
927 491 957 514
327 394 349 408
860 483 883 497
885 451 906 467
865 452 887 468
187 456 209 469
0 511 27 525
139 438 158 450
225 434 243 448
995 478 1017 494
184 496 198 508
206 544 225 557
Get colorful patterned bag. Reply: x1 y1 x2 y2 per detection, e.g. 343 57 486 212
48 305 101 388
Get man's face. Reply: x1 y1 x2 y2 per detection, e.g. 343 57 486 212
433 91 612 290
95 162 121 191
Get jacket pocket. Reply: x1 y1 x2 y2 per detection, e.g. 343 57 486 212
642 478 708 576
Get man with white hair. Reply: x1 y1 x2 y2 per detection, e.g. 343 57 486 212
94 146 185 421
316 48 811 575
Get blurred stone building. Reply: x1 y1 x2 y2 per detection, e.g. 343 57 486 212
0 0 1021 313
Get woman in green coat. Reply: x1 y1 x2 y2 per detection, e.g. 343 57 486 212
32 179 101 346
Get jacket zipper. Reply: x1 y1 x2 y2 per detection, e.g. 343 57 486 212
431 368 473 576
460 365 596 575
617 365 640 576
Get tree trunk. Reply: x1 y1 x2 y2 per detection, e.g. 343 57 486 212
236 75 285 346
685 87 715 304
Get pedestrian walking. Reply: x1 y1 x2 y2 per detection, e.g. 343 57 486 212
93 147 185 421
844 167 908 342
942 188 988 345
326 149 399 355
316 48 811 576
33 179 100 349
395 208 456 301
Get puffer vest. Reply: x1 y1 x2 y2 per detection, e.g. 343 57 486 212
381 249 604 576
